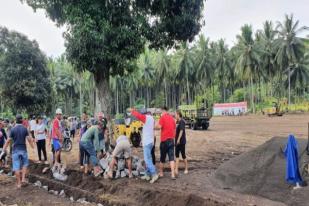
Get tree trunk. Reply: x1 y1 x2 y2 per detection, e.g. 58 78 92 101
79 76 83 118
288 66 291 106
250 76 255 113
69 91 73 115
186 77 191 104
94 71 111 115
164 80 168 106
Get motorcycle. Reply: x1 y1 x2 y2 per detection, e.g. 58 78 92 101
62 129 73 152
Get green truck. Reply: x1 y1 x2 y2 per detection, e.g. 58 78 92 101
178 99 211 130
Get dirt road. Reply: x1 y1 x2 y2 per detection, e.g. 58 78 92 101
1 114 308 206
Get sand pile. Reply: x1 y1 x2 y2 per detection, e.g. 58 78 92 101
211 136 309 205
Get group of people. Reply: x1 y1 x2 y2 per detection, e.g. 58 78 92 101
0 105 189 188
76 106 189 184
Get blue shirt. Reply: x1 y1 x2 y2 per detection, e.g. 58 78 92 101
10 124 29 152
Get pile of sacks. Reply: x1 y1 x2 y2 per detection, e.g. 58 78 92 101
99 153 146 179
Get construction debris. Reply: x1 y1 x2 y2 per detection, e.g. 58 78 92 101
99 152 146 179
52 164 68 181
59 190 66 198
34 180 42 187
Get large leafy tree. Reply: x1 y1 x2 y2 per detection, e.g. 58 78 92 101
0 27 52 114
22 0 204 114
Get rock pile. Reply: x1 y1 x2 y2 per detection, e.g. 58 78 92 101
99 153 145 178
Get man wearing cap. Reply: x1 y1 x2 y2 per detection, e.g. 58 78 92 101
51 108 63 168
129 108 159 183
0 115 34 188
79 120 104 176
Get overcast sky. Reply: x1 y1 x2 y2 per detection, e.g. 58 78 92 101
0 0 308 57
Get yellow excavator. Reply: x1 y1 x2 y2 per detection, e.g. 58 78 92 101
112 113 143 147
265 102 285 117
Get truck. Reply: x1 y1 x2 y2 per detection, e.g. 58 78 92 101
178 99 211 130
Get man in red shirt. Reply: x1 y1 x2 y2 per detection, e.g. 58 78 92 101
51 108 63 167
155 106 176 179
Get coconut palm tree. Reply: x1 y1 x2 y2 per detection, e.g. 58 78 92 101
214 39 231 102
195 35 213 94
289 53 309 96
138 49 155 107
156 50 171 106
235 24 261 113
176 42 195 104
275 14 308 105
257 21 277 97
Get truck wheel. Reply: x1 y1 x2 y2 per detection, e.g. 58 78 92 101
191 123 197 130
202 123 209 130
131 132 141 148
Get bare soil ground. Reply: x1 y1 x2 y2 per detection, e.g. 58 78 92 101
1 114 308 206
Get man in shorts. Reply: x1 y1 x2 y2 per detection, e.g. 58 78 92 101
155 106 176 179
107 130 132 179
175 110 188 176
0 114 34 188
51 108 63 168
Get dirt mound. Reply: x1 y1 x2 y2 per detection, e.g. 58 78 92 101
27 164 227 206
211 136 309 205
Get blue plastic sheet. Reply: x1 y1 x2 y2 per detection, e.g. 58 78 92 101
284 134 303 185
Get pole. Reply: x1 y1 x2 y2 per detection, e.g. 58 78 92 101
288 66 291 106
307 122 309 155
79 74 82 119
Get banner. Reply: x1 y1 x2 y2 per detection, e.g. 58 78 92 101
213 102 247 116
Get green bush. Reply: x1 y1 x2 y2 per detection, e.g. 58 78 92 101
229 88 245 102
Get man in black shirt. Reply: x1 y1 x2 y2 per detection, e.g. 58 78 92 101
175 111 188 176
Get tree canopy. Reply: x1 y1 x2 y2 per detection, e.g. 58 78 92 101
0 26 52 115
22 0 205 113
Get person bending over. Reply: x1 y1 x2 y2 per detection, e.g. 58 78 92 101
79 120 104 177
107 130 132 179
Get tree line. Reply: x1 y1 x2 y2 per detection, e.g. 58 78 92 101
0 14 308 117
109 14 309 114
